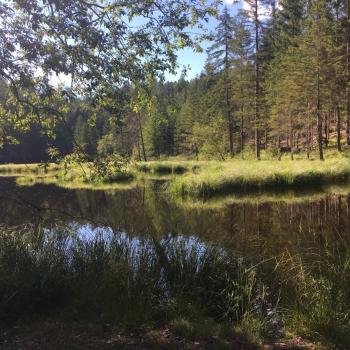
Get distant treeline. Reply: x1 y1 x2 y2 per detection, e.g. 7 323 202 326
1 0 350 163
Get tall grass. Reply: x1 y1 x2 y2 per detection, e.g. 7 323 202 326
0 225 269 334
0 162 135 186
0 163 60 176
1 225 350 347
274 245 350 348
168 158 350 198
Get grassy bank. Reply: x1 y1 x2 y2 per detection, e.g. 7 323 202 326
2 153 350 196
0 162 135 187
15 174 138 191
167 158 350 198
0 163 61 176
0 225 349 348
0 226 271 345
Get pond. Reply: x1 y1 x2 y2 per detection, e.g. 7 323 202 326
1 176 350 253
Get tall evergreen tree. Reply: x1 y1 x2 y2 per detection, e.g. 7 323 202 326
231 13 254 156
240 0 271 159
207 7 235 157
275 0 307 50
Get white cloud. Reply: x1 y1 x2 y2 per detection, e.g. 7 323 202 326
224 0 280 14
223 0 265 15
241 0 280 18
242 1 250 10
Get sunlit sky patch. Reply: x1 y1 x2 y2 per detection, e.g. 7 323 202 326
165 0 240 81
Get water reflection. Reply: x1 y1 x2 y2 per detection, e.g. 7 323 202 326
1 177 350 253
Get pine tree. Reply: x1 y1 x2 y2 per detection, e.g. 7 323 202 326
275 0 307 51
328 0 346 151
207 6 235 157
174 78 203 155
231 12 254 156
240 0 272 159
144 95 168 158
345 0 350 145
302 0 335 159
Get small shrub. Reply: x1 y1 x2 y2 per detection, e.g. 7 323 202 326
234 314 269 346
90 154 133 183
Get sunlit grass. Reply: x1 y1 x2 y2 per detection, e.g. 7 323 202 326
15 175 138 191
167 158 350 198
0 162 135 187
3 148 350 195
0 163 60 176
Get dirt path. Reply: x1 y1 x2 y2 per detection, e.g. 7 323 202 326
0 321 326 350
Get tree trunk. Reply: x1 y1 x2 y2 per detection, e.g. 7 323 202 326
224 23 234 158
120 125 125 156
337 106 342 152
296 132 299 151
289 111 294 160
307 105 311 159
307 126 310 159
225 74 233 157
317 111 324 161
136 132 142 161
317 72 324 160
327 110 330 142
254 0 260 160
316 19 324 161
347 0 350 145
137 113 147 162
277 135 282 160
227 86 234 158
240 106 244 158
310 121 314 152
240 56 244 159
324 111 329 147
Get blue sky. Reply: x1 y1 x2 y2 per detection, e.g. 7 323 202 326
52 1 242 86
165 0 240 81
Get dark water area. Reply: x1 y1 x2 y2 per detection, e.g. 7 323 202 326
1 176 350 254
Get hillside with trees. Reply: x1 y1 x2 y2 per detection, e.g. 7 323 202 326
2 0 350 163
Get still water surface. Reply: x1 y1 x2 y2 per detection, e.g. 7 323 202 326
1 176 350 255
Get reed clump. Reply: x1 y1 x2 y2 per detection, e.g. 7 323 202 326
275 245 350 348
0 225 270 341
1 225 350 347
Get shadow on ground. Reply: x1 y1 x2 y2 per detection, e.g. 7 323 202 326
0 321 321 350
